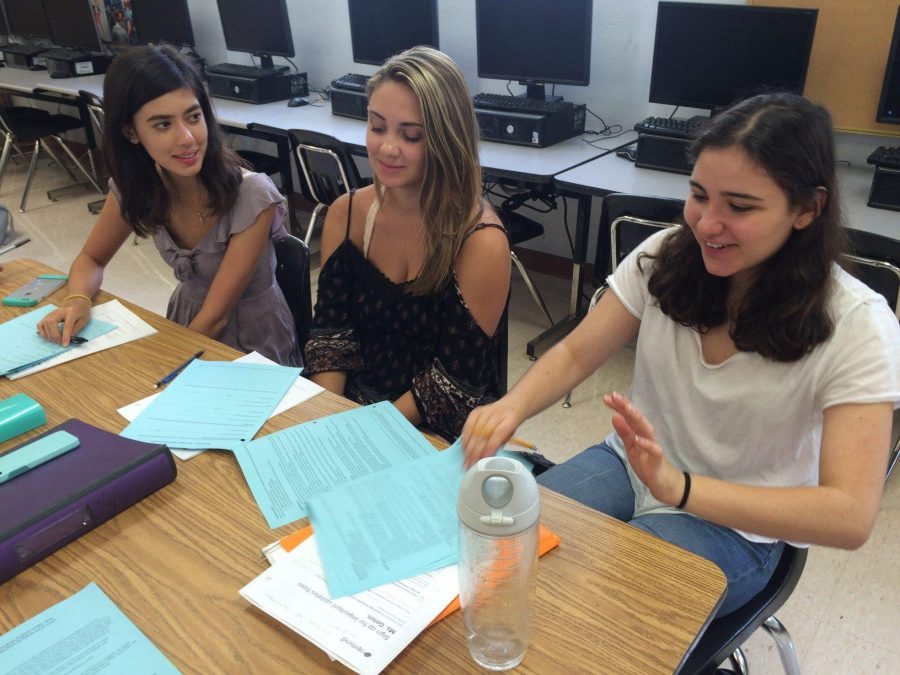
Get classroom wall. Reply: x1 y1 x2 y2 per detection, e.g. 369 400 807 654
185 0 897 264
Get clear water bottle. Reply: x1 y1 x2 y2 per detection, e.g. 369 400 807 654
457 455 540 671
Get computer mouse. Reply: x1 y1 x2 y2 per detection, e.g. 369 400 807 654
287 97 308 108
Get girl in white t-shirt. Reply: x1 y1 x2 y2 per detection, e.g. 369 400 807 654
462 93 900 617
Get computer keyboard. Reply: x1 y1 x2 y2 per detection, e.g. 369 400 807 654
206 62 286 79
634 116 704 139
331 73 370 92
472 93 573 115
42 48 89 61
866 145 900 170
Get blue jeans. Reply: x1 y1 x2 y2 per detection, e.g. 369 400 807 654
537 442 785 618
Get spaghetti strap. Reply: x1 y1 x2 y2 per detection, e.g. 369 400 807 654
463 221 508 243
363 197 380 259
344 189 356 240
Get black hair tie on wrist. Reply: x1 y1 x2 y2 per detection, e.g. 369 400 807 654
677 471 692 509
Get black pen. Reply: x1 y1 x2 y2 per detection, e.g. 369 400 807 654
0 237 31 256
69 336 88 344
153 350 204 389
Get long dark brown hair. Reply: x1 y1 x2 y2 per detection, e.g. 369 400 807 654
643 93 846 362
102 44 245 236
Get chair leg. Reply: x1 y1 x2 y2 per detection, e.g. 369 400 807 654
0 133 14 190
41 139 78 182
510 250 555 326
19 140 42 212
304 203 327 247
886 435 899 481
762 615 801 675
51 135 104 194
723 646 749 675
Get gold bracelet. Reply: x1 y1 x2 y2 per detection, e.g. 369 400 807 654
62 293 93 307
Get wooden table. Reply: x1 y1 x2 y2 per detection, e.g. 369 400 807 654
0 259 725 674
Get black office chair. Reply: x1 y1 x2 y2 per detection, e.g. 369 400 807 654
563 193 684 407
498 205 556 327
79 90 109 216
0 105 103 212
274 234 313 355
679 545 808 675
235 148 281 178
842 228 900 479
288 128 369 247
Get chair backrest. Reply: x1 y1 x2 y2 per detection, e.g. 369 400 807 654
273 235 312 353
288 129 366 209
79 90 104 139
679 545 808 674
593 193 685 286
843 228 900 319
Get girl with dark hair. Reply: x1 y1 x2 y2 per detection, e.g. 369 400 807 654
304 47 509 440
38 45 300 366
462 93 900 617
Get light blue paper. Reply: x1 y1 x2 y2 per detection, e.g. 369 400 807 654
233 402 437 528
0 582 178 673
0 304 116 376
308 440 469 598
121 360 300 449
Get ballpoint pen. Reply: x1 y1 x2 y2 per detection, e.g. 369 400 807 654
153 350 204 389
0 238 31 256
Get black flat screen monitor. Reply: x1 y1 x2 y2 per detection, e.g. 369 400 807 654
132 0 195 47
0 3 10 36
348 0 438 66
650 3 817 112
4 0 51 40
876 6 900 125
215 0 294 68
475 0 592 100
43 0 102 52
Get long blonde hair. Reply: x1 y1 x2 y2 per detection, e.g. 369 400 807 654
366 46 483 295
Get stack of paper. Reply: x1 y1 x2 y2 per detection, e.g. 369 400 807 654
118 351 324 460
241 534 458 675
0 304 116 377
8 300 155 379
120 360 300 450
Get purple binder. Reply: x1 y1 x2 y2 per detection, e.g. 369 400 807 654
0 419 176 584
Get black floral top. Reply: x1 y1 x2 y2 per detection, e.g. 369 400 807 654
304 191 507 440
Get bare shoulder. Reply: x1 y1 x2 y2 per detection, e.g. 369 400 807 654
320 185 377 260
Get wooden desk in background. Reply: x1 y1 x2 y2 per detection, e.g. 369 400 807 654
0 259 725 674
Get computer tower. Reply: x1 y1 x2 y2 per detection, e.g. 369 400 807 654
635 134 694 175
868 167 900 212
330 88 368 120
2 46 47 70
475 104 586 148
207 72 308 104
45 54 111 79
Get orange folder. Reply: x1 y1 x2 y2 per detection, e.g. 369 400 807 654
278 523 561 628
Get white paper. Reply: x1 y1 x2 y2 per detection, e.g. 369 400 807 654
117 351 324 460
241 536 458 675
8 299 157 379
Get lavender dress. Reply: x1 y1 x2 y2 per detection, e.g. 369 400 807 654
111 172 301 366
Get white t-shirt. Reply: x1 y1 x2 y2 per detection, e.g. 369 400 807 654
606 228 900 543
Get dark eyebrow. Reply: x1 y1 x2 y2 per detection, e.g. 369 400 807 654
688 180 763 201
145 104 202 123
366 109 423 128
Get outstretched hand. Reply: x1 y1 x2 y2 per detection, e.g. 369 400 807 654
603 391 684 506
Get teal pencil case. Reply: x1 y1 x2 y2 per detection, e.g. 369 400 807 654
0 394 47 444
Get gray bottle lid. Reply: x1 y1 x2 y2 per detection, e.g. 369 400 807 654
457 456 540 536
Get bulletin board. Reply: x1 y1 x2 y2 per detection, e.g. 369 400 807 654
751 0 900 137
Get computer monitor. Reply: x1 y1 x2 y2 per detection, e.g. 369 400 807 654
131 0 194 47
876 6 900 125
43 0 102 52
215 0 294 69
348 0 438 66
4 0 51 40
0 3 10 37
475 0 592 101
649 3 818 113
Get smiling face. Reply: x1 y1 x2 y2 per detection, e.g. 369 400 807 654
127 87 207 182
683 145 817 290
365 80 427 191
